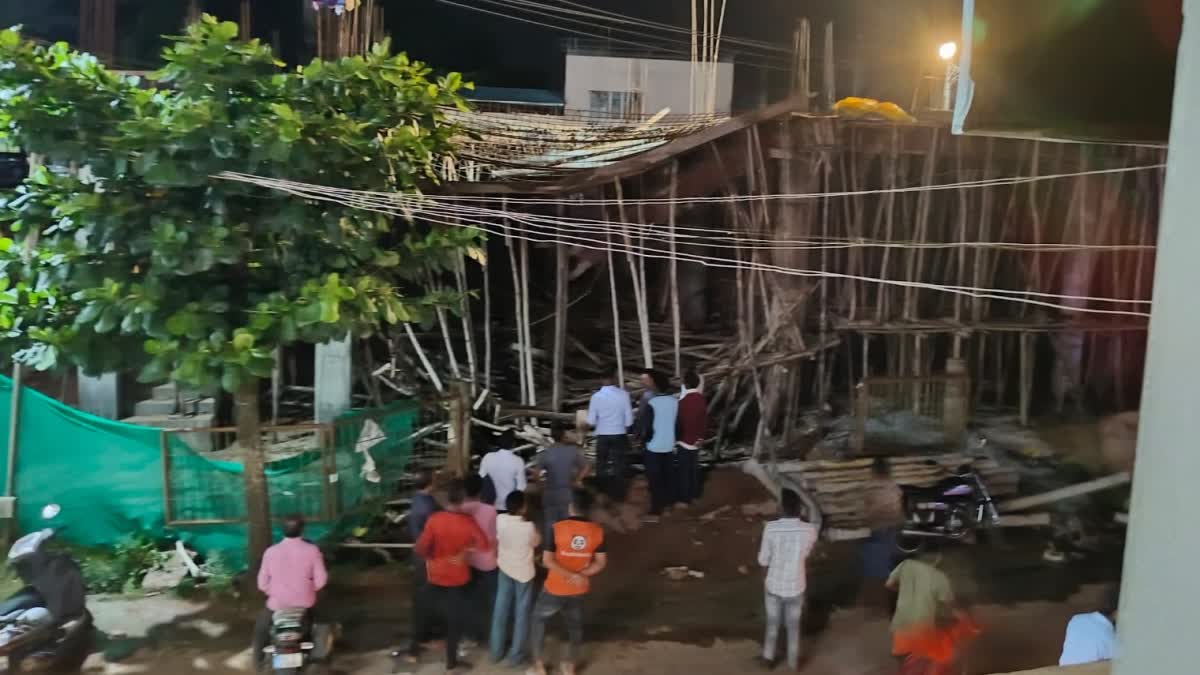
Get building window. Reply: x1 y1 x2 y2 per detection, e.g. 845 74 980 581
588 90 642 118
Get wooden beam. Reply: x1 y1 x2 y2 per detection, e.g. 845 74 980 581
551 238 568 410
999 472 1131 512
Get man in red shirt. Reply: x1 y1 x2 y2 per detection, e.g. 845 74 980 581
410 480 490 673
675 369 708 507
527 489 607 675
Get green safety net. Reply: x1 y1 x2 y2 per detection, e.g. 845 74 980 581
0 375 417 568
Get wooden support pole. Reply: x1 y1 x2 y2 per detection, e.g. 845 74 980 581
483 236 492 393
668 162 682 379
455 254 477 394
1019 332 1033 426
519 237 536 405
446 381 471 477
822 21 836 110
614 180 652 369
605 227 625 387
551 240 568 411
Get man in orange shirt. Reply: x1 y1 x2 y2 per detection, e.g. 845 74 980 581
410 480 490 674
526 489 607 675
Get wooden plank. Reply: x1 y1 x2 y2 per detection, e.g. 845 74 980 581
999 473 1131 512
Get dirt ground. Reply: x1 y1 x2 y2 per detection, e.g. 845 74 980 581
72 468 1122 675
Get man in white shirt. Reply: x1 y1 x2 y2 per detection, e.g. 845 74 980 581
1059 586 1120 666
586 376 633 501
479 430 527 512
757 489 818 671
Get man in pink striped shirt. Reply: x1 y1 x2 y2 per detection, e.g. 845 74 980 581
252 515 329 663
461 475 499 642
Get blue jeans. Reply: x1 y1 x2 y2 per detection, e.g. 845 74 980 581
489 571 533 664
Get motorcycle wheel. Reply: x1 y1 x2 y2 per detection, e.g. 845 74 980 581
895 533 924 555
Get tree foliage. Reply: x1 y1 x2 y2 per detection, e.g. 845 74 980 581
0 16 480 392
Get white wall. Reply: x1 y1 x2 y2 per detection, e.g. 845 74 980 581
564 54 734 116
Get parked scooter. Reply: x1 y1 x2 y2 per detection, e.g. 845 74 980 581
0 504 94 672
898 464 1000 553
262 608 334 674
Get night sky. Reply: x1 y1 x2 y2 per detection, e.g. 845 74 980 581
1 0 1178 136
1 0 961 107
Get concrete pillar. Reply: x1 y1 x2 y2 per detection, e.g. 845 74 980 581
1115 2 1200 673
314 335 352 423
77 371 119 420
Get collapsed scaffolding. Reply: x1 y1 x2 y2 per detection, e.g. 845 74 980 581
224 98 1164 472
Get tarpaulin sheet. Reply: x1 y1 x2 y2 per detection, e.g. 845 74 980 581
0 375 416 568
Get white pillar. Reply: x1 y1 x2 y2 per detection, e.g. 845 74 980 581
1116 2 1200 673
77 371 119 420
314 335 353 423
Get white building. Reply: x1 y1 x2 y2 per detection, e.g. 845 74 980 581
562 41 734 119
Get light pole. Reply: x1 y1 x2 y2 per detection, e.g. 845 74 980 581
938 41 958 111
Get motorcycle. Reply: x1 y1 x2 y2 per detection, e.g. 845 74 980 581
0 505 94 673
262 608 334 674
898 464 1000 553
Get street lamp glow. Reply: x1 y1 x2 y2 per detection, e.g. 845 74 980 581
938 41 958 61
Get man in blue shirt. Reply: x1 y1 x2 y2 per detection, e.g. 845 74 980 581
637 370 678 521
407 470 440 649
586 375 633 501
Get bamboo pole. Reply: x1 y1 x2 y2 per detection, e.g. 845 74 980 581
605 225 625 386
822 21 835 110
483 237 492 393
1019 332 1033 426
519 237 536 405
552 233 569 411
876 126 900 322
503 205 529 405
454 254 477 393
240 0 252 40
668 162 682 378
404 323 443 393
904 128 940 320
430 271 461 380
953 139 969 357
614 180 653 368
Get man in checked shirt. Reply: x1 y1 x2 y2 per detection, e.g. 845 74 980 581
756 489 818 671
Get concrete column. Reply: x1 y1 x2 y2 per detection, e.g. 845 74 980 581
1115 3 1200 673
77 371 119 420
314 335 352 423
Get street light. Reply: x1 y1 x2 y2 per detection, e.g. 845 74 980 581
938 41 959 110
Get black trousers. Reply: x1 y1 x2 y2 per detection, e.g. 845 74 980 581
673 446 700 504
410 584 469 669
643 450 674 515
468 568 498 641
595 434 630 501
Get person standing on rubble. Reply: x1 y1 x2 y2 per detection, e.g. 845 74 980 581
534 422 590 544
674 369 708 508
636 370 679 521
586 374 634 501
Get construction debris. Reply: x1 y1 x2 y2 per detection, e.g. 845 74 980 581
780 452 1020 530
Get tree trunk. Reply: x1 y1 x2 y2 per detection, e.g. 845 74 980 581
235 379 271 570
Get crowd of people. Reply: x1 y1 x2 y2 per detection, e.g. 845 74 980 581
394 367 707 674
249 366 1121 675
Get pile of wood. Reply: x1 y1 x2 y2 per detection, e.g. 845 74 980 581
779 453 1021 530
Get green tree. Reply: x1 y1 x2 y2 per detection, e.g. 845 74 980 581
0 17 479 565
